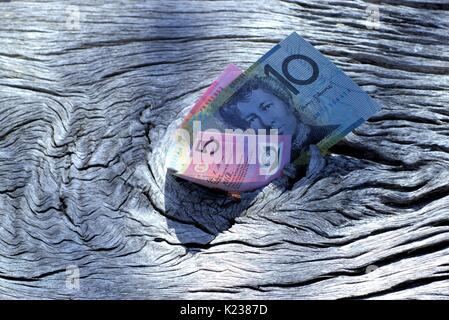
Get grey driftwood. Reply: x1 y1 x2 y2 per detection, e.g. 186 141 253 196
0 0 448 299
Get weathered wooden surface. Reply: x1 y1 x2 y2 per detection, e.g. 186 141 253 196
0 0 448 299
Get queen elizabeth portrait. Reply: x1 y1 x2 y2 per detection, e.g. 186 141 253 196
218 75 338 164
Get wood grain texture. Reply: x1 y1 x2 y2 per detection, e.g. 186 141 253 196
0 0 448 299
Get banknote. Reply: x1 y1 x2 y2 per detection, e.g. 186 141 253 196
167 32 381 192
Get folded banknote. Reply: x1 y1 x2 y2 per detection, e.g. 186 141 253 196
166 32 381 192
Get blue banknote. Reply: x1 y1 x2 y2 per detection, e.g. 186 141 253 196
184 32 380 166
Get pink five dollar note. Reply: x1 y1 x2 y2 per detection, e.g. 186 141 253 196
166 65 292 192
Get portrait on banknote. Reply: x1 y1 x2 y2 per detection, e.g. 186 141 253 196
218 76 338 159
